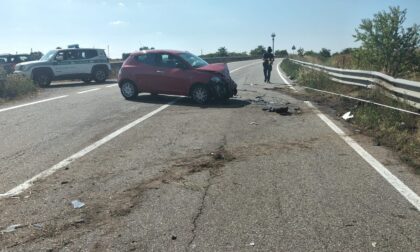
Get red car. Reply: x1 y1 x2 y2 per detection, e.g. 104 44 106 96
118 50 237 104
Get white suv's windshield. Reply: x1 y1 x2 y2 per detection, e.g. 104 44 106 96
39 50 57 61
179 52 208 68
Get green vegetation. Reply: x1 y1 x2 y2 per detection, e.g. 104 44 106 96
354 6 419 77
202 47 248 58
292 6 419 81
275 50 288 58
280 59 301 80
280 60 420 171
250 45 266 57
0 69 37 101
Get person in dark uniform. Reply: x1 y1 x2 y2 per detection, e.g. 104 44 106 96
263 47 275 83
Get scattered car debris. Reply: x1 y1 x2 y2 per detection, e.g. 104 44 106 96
263 104 289 114
342 111 354 120
32 223 44 229
71 200 85 209
1 224 25 234
249 122 258 125
372 242 377 247
249 242 255 246
171 235 177 240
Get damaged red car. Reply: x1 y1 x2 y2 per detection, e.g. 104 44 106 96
118 50 237 104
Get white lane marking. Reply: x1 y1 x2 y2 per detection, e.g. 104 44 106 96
305 101 420 211
276 62 297 91
0 95 69 113
77 88 101 94
106 84 118 88
0 99 179 198
229 61 261 74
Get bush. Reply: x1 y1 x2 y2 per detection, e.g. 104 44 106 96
279 59 301 80
0 69 37 100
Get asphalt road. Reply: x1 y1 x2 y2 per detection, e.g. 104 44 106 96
0 59 419 251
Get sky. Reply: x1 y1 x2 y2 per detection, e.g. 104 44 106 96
1 0 419 58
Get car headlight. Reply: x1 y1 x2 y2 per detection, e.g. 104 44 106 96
211 76 222 83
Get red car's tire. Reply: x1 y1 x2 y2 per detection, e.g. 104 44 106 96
191 85 209 104
120 81 138 100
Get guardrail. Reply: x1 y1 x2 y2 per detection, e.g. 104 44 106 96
110 56 259 72
290 59 420 109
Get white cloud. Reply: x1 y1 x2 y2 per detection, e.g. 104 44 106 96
118 2 125 7
109 20 128 26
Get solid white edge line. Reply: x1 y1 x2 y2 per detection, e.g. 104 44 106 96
77 88 101 94
305 101 420 211
0 98 180 198
276 61 297 91
0 95 69 113
106 84 118 88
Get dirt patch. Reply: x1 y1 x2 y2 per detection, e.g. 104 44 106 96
0 146 236 250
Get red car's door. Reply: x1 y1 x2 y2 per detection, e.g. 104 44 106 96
149 53 192 95
132 53 158 93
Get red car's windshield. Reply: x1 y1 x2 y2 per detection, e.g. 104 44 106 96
178 52 208 68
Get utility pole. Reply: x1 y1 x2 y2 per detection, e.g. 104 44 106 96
271 33 276 52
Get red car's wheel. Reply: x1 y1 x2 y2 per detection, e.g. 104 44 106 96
120 81 138 100
191 85 209 104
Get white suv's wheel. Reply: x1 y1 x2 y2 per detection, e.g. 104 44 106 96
120 81 138 99
191 85 209 104
93 68 107 83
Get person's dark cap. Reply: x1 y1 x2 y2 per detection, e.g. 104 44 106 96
267 47 272 53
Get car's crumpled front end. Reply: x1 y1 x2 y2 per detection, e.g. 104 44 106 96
197 63 237 100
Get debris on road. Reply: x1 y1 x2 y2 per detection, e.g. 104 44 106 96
372 242 377 247
71 200 85 209
342 111 354 120
249 122 259 125
249 242 255 246
262 104 289 114
32 223 44 229
1 224 25 234
171 235 177 240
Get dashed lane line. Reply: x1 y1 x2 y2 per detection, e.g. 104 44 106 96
0 63 259 198
0 95 69 114
77 88 101 94
0 98 180 198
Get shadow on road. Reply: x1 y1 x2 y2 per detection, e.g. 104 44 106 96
47 80 116 88
128 94 251 109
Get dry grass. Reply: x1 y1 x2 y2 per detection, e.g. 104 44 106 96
0 69 37 101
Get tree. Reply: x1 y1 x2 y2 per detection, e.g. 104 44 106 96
139 46 155 50
319 48 331 58
217 47 228 57
354 6 420 77
275 50 288 58
250 45 266 57
297 47 305 57
291 45 296 54
304 50 318 57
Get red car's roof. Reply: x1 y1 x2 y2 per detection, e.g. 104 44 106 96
130 50 186 56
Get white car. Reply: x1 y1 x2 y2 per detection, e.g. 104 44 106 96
14 48 111 87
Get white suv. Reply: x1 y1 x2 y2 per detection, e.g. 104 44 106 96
14 48 111 87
